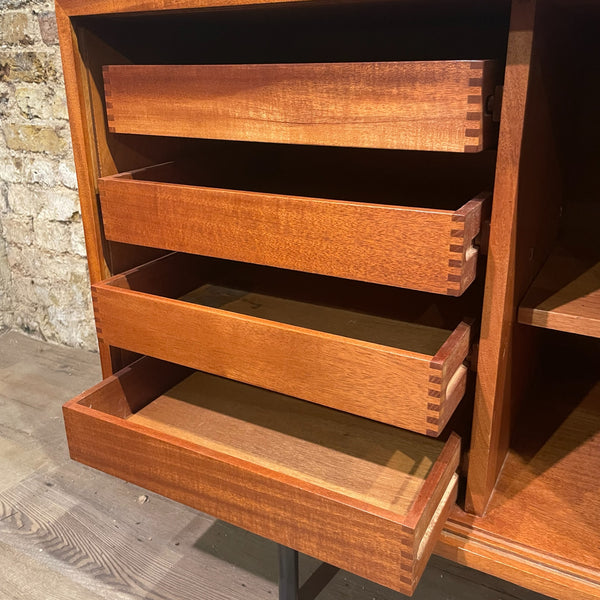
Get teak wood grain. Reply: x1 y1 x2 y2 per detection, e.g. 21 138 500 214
441 340 600 598
438 518 600 600
55 0 508 17
63 357 461 595
92 253 471 436
99 165 488 295
102 61 498 153
519 247 600 338
465 0 564 515
54 0 390 15
53 0 600 597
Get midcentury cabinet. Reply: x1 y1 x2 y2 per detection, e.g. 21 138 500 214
55 0 600 597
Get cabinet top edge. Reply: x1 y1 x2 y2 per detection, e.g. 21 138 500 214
57 0 354 17
56 0 506 18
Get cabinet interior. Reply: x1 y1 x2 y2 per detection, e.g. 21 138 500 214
107 252 479 341
68 0 514 500
449 0 600 578
107 147 495 211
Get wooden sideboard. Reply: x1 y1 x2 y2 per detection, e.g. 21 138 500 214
55 0 600 597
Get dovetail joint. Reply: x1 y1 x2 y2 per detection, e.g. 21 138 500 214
426 361 444 434
103 70 116 131
447 219 467 294
465 69 484 151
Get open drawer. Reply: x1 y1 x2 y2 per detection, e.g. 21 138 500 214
63 356 460 595
92 253 471 436
102 61 499 152
98 162 489 295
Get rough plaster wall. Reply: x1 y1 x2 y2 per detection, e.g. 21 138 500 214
0 0 96 350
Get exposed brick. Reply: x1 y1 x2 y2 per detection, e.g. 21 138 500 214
58 159 77 189
0 83 14 118
38 188 80 221
0 182 8 213
0 148 23 183
19 155 59 186
70 223 87 257
15 84 51 119
4 123 68 153
37 12 58 46
2 0 50 9
51 88 69 119
7 183 41 217
3 215 33 245
11 274 43 309
0 51 59 83
6 244 29 271
40 251 88 283
33 219 71 252
0 4 94 351
0 12 38 46
8 184 79 220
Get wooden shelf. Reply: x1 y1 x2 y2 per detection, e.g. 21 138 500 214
93 253 471 435
446 337 600 586
102 61 499 152
63 356 460 595
518 245 600 338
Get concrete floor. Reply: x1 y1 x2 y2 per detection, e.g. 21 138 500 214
0 330 552 600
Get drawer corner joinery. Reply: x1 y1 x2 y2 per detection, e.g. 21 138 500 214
98 162 490 296
63 355 461 595
102 60 500 153
91 253 473 436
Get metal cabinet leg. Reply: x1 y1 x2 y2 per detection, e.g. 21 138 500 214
278 545 299 600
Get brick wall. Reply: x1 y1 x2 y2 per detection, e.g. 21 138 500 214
0 0 96 350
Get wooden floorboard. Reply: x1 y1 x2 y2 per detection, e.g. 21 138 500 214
0 331 551 600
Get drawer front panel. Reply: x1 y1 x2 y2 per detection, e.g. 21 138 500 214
99 173 487 295
102 61 499 152
93 255 471 435
63 358 461 594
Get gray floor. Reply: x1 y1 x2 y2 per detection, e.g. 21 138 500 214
0 330 551 600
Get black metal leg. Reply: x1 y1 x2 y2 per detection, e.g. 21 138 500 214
278 545 299 600
278 545 339 600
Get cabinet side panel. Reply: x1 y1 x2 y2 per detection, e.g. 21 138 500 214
56 6 107 284
55 5 116 373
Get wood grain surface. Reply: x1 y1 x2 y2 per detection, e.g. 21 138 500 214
438 519 600 600
2 331 552 600
47 0 600 597
102 61 498 152
57 0 356 16
54 4 118 376
93 253 471 435
54 6 107 285
443 336 600 597
465 0 564 515
53 0 379 16
99 166 487 295
63 358 461 594
129 372 443 515
519 246 600 338
57 0 507 18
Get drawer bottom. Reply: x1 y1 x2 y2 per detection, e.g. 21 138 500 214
63 356 459 595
